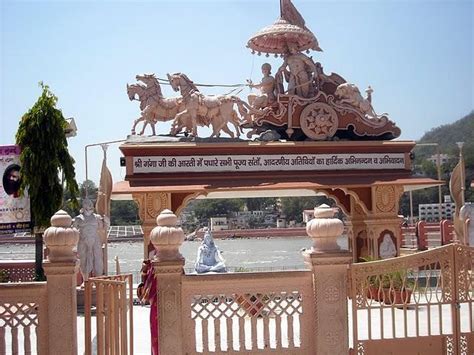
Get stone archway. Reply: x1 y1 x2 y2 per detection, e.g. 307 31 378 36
114 139 440 261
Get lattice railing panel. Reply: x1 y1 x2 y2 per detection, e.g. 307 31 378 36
0 303 38 328
191 291 303 320
182 271 313 354
0 283 47 354
0 260 36 282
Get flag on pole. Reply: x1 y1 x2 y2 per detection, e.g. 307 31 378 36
96 146 113 275
449 154 465 241
96 151 113 219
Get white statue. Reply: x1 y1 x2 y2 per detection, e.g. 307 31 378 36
73 199 108 281
168 72 253 138
195 229 227 274
247 63 277 111
127 74 184 136
379 233 397 259
460 203 474 246
335 83 386 119
277 42 317 98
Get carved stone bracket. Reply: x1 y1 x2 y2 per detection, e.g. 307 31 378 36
373 185 404 215
133 192 171 258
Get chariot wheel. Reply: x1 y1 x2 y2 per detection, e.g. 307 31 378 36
299 102 338 140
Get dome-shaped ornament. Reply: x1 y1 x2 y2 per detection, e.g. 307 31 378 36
150 209 185 261
306 205 343 252
44 210 79 262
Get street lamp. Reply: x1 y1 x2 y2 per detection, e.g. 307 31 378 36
64 117 77 138
84 139 125 197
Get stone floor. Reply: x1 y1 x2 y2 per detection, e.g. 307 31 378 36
77 304 151 355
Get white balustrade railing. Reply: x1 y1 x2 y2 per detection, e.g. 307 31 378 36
0 283 48 354
181 270 314 354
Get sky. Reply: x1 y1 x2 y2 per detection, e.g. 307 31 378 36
1 0 472 188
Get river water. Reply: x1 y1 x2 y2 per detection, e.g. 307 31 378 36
0 236 349 282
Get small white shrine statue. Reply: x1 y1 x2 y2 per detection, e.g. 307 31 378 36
379 233 397 259
73 199 108 281
460 203 474 246
195 229 227 274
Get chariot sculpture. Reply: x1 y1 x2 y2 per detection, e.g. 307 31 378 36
127 0 400 141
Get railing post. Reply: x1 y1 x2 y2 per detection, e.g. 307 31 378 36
150 209 185 355
416 220 427 250
304 205 352 354
42 210 80 354
440 220 454 245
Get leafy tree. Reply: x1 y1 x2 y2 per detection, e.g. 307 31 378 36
110 200 140 225
243 198 277 211
62 179 97 217
80 179 98 201
15 83 79 279
281 196 331 223
420 160 437 179
191 199 244 225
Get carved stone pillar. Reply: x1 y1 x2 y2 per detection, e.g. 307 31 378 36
150 209 185 354
369 185 405 258
349 185 404 260
134 192 171 258
304 205 352 354
42 210 79 354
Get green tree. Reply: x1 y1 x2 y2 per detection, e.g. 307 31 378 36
110 200 140 225
192 199 244 225
243 198 276 211
80 179 98 200
420 160 437 179
15 83 79 279
62 179 97 217
281 196 331 223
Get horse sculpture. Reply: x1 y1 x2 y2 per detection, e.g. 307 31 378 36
167 73 250 138
127 74 183 135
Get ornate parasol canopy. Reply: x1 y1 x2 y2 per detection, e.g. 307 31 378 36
247 0 322 55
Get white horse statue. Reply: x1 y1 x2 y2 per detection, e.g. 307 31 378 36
127 74 184 135
167 72 251 138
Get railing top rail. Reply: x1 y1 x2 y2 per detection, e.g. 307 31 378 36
0 281 46 289
0 282 47 301
0 259 35 265
86 279 127 286
182 270 312 293
351 244 455 278
90 273 133 280
183 269 310 281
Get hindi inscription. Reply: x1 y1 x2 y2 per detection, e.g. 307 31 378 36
133 153 406 174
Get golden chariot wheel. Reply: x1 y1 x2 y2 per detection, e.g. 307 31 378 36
299 102 339 140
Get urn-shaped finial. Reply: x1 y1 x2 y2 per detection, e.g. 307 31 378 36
306 204 344 252
43 210 79 262
150 209 185 261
